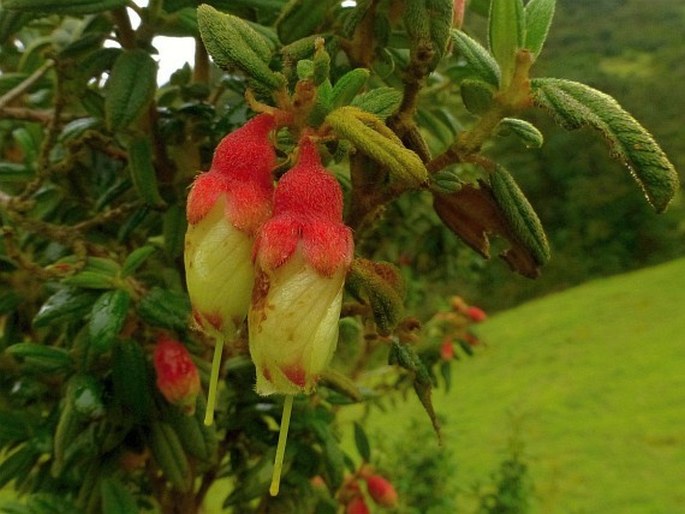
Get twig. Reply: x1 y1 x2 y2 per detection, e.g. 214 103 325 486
0 107 53 123
0 60 54 110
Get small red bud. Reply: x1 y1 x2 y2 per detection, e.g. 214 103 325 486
365 474 398 508
346 496 370 514
153 336 200 414
466 306 487 322
440 339 455 361
310 475 327 491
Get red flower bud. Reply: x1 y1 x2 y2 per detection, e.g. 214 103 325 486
346 496 370 514
365 474 398 508
153 336 200 414
185 114 277 338
440 339 455 361
249 138 354 395
466 306 487 322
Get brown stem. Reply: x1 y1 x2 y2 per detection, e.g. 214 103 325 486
111 7 137 49
193 37 210 84
0 107 55 123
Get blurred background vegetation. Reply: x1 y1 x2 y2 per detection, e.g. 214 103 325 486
391 0 684 313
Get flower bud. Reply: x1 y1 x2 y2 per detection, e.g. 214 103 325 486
466 306 487 322
184 114 276 338
249 138 354 395
153 336 200 414
365 474 398 508
346 496 370 514
440 339 455 361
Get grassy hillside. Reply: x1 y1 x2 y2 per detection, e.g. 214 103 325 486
361 257 685 513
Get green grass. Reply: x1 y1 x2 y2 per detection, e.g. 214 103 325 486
357 257 685 514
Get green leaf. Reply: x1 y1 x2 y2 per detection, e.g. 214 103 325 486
136 286 190 332
101 478 138 514
488 0 525 87
163 204 187 258
531 78 679 212
331 68 369 109
148 422 191 492
350 87 402 120
450 30 501 87
0 8 33 44
276 0 334 45
497 117 544 148
127 136 165 207
121 245 156 277
524 0 555 59
353 422 371 462
326 106 428 189
460 79 495 115
105 49 157 131
490 165 550 265
111 339 152 422
197 4 283 90
33 288 100 328
0 446 37 490
6 343 72 372
3 0 125 14
88 289 131 354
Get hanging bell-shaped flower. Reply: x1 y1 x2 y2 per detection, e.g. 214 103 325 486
248 138 354 395
184 113 277 339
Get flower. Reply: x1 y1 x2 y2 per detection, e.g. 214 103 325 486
365 474 398 508
153 336 200 413
184 114 276 339
466 306 487 322
440 339 455 361
346 496 370 514
248 138 354 395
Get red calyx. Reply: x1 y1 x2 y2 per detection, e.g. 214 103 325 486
466 306 487 322
254 138 353 276
186 113 277 233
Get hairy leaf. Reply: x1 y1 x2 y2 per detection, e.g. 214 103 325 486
524 0 556 58
451 30 501 86
3 0 125 14
532 78 679 212
488 0 525 87
105 50 157 131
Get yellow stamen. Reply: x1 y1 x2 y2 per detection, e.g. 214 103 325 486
204 335 225 426
270 394 294 496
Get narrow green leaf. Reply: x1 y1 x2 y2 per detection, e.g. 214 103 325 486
111 339 152 422
163 205 187 258
127 136 165 207
451 30 501 87
350 87 402 120
101 478 138 514
197 4 283 90
490 165 550 265
353 422 371 462
88 289 131 354
330 68 369 108
6 343 72 372
326 106 428 188
524 0 555 59
136 286 190 332
532 78 679 212
497 117 544 147
105 49 157 131
0 446 37 490
3 0 125 14
276 0 333 45
33 288 100 328
121 245 156 277
488 0 525 87
148 422 191 492
0 8 33 44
